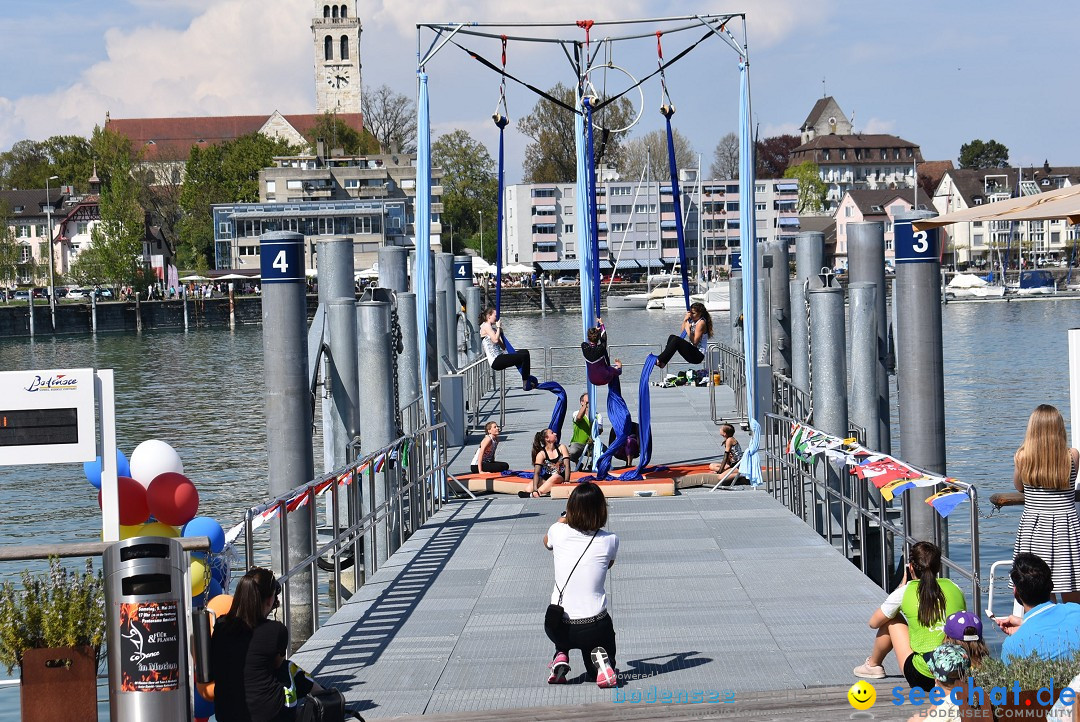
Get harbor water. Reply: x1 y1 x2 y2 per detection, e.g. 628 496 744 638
0 299 1075 713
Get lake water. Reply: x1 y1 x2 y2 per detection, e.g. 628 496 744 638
0 298 1076 709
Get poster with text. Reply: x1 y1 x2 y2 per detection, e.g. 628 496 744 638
118 600 181 692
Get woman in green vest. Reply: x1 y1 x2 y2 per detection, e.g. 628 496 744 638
853 541 966 691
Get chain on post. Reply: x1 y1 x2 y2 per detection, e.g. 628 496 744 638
803 277 813 424
389 297 404 437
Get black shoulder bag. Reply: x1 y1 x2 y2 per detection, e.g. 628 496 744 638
545 530 598 641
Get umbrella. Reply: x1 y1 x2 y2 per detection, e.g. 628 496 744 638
180 274 210 282
503 263 535 274
306 269 318 277
356 267 380 279
914 184 1080 230
217 273 255 281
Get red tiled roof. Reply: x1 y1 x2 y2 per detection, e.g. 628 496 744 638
106 113 363 161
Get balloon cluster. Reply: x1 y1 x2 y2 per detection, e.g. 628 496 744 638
85 439 231 721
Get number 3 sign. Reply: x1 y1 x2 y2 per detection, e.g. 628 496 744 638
260 233 306 283
893 221 939 264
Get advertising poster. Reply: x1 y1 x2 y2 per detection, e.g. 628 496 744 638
118 600 181 692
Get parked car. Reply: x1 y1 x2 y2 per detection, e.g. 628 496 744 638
31 288 47 299
96 288 114 300
601 274 625 283
53 288 69 299
556 276 578 286
13 290 30 301
67 289 90 300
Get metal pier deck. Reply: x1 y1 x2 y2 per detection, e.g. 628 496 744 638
292 385 909 720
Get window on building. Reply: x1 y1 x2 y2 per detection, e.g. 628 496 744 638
324 35 333 60
660 203 675 214
755 202 766 212
839 150 847 160
19 245 31 263
755 184 766 193
611 186 631 196
340 36 349 60
634 204 657 214
563 224 574 233
77 222 89 235
726 202 739 212
331 4 338 18
531 188 556 198
266 181 277 194
822 150 830 160
324 5 331 18
219 222 230 235
17 225 29 238
287 180 303 190
973 234 984 247
610 223 628 232
610 204 631 215
344 179 359 189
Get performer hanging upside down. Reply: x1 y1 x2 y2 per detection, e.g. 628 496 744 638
479 306 538 391
581 317 622 386
655 302 712 369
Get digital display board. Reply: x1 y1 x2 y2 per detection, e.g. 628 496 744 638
0 408 79 446
0 369 96 465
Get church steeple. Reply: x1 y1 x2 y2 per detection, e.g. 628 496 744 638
312 2 362 116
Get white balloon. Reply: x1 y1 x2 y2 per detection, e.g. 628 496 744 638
129 439 184 489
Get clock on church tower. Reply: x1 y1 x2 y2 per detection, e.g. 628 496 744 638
312 1 362 115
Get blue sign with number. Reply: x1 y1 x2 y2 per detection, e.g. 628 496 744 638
894 221 940 264
260 235 305 283
729 252 742 271
453 258 472 280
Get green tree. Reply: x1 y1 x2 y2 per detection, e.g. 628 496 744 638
41 135 95 194
362 84 417 153
431 129 497 257
784 161 827 213
304 112 380 156
710 131 739 179
518 83 635 183
89 151 145 290
619 129 696 183
0 140 50 191
0 199 19 286
958 139 1010 169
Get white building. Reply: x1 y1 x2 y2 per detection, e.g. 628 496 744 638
503 173 799 276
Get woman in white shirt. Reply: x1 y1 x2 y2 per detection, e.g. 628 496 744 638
479 307 536 391
542 482 619 688
655 302 712 369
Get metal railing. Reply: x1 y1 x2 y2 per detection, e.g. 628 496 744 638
771 372 812 423
459 355 497 433
760 411 982 615
709 342 747 425
237 417 450 634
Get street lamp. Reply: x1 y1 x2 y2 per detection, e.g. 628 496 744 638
479 210 484 260
447 220 453 251
45 175 59 329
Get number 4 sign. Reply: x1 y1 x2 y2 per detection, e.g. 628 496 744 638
893 221 939 264
260 233 305 283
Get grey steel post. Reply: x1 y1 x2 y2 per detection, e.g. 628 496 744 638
808 282 850 545
90 292 97 333
540 276 547 314
464 286 482 361
259 231 315 646
317 237 356 475
894 211 945 545
796 231 826 284
454 255 473 357
792 231 825 399
765 240 791 376
847 222 892 454
396 292 420 432
729 273 743 350
357 300 398 564
27 294 34 338
379 245 409 292
435 289 449 374
412 250 438 378
435 252 457 369
756 277 769 366
182 286 189 330
327 298 360 467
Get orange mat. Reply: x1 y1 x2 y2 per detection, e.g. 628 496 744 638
455 462 723 498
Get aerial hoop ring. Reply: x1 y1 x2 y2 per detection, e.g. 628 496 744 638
581 62 644 135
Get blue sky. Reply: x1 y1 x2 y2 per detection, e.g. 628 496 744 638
1 1 1075 181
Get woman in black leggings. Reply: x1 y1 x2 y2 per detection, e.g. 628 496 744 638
656 302 712 369
479 306 536 390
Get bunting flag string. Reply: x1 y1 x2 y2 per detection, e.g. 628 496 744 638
785 421 968 518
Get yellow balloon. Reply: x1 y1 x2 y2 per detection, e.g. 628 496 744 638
190 557 209 597
118 524 144 540
140 521 180 538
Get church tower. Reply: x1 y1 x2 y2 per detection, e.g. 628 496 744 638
312 2 362 115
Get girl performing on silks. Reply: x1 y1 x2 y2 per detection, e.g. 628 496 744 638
479 306 538 391
655 302 712 369
581 317 622 386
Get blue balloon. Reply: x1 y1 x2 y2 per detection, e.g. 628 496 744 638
193 685 215 717
182 517 225 554
206 577 223 599
83 449 132 489
190 592 206 609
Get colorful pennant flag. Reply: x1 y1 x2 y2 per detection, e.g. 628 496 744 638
926 488 968 518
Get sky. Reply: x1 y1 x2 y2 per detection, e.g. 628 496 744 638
1 0 1077 184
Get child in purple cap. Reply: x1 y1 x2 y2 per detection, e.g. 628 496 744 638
942 610 989 670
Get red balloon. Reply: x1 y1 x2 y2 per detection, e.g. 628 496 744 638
146 472 200 526
97 476 150 526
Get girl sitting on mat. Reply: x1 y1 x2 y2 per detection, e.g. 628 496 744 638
479 306 537 391
708 423 743 476
581 317 622 386
469 421 509 475
520 428 572 498
655 302 712 369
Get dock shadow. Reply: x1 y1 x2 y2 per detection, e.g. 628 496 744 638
619 651 713 684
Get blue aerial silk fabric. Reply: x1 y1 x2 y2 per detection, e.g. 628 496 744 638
416 72 433 428
736 60 763 486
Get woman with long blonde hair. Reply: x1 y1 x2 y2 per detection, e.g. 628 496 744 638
1013 404 1080 602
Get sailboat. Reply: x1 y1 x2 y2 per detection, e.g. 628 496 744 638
607 149 664 310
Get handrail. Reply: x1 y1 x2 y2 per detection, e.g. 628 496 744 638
0 537 210 562
760 411 982 616
709 341 747 426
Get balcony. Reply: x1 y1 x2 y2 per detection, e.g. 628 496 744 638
532 251 558 262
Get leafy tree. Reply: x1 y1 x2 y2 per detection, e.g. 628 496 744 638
177 133 295 268
619 129 696 183
89 151 145 290
518 83 635 183
431 129 497 257
41 135 95 194
710 132 739 180
0 140 50 191
362 84 417 154
958 139 1009 169
89 126 140 189
755 134 801 179
304 112 379 156
0 199 19 286
783 161 827 213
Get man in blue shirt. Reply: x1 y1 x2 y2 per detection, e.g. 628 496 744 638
996 553 1080 661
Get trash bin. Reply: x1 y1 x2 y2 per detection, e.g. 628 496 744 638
103 536 191 721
